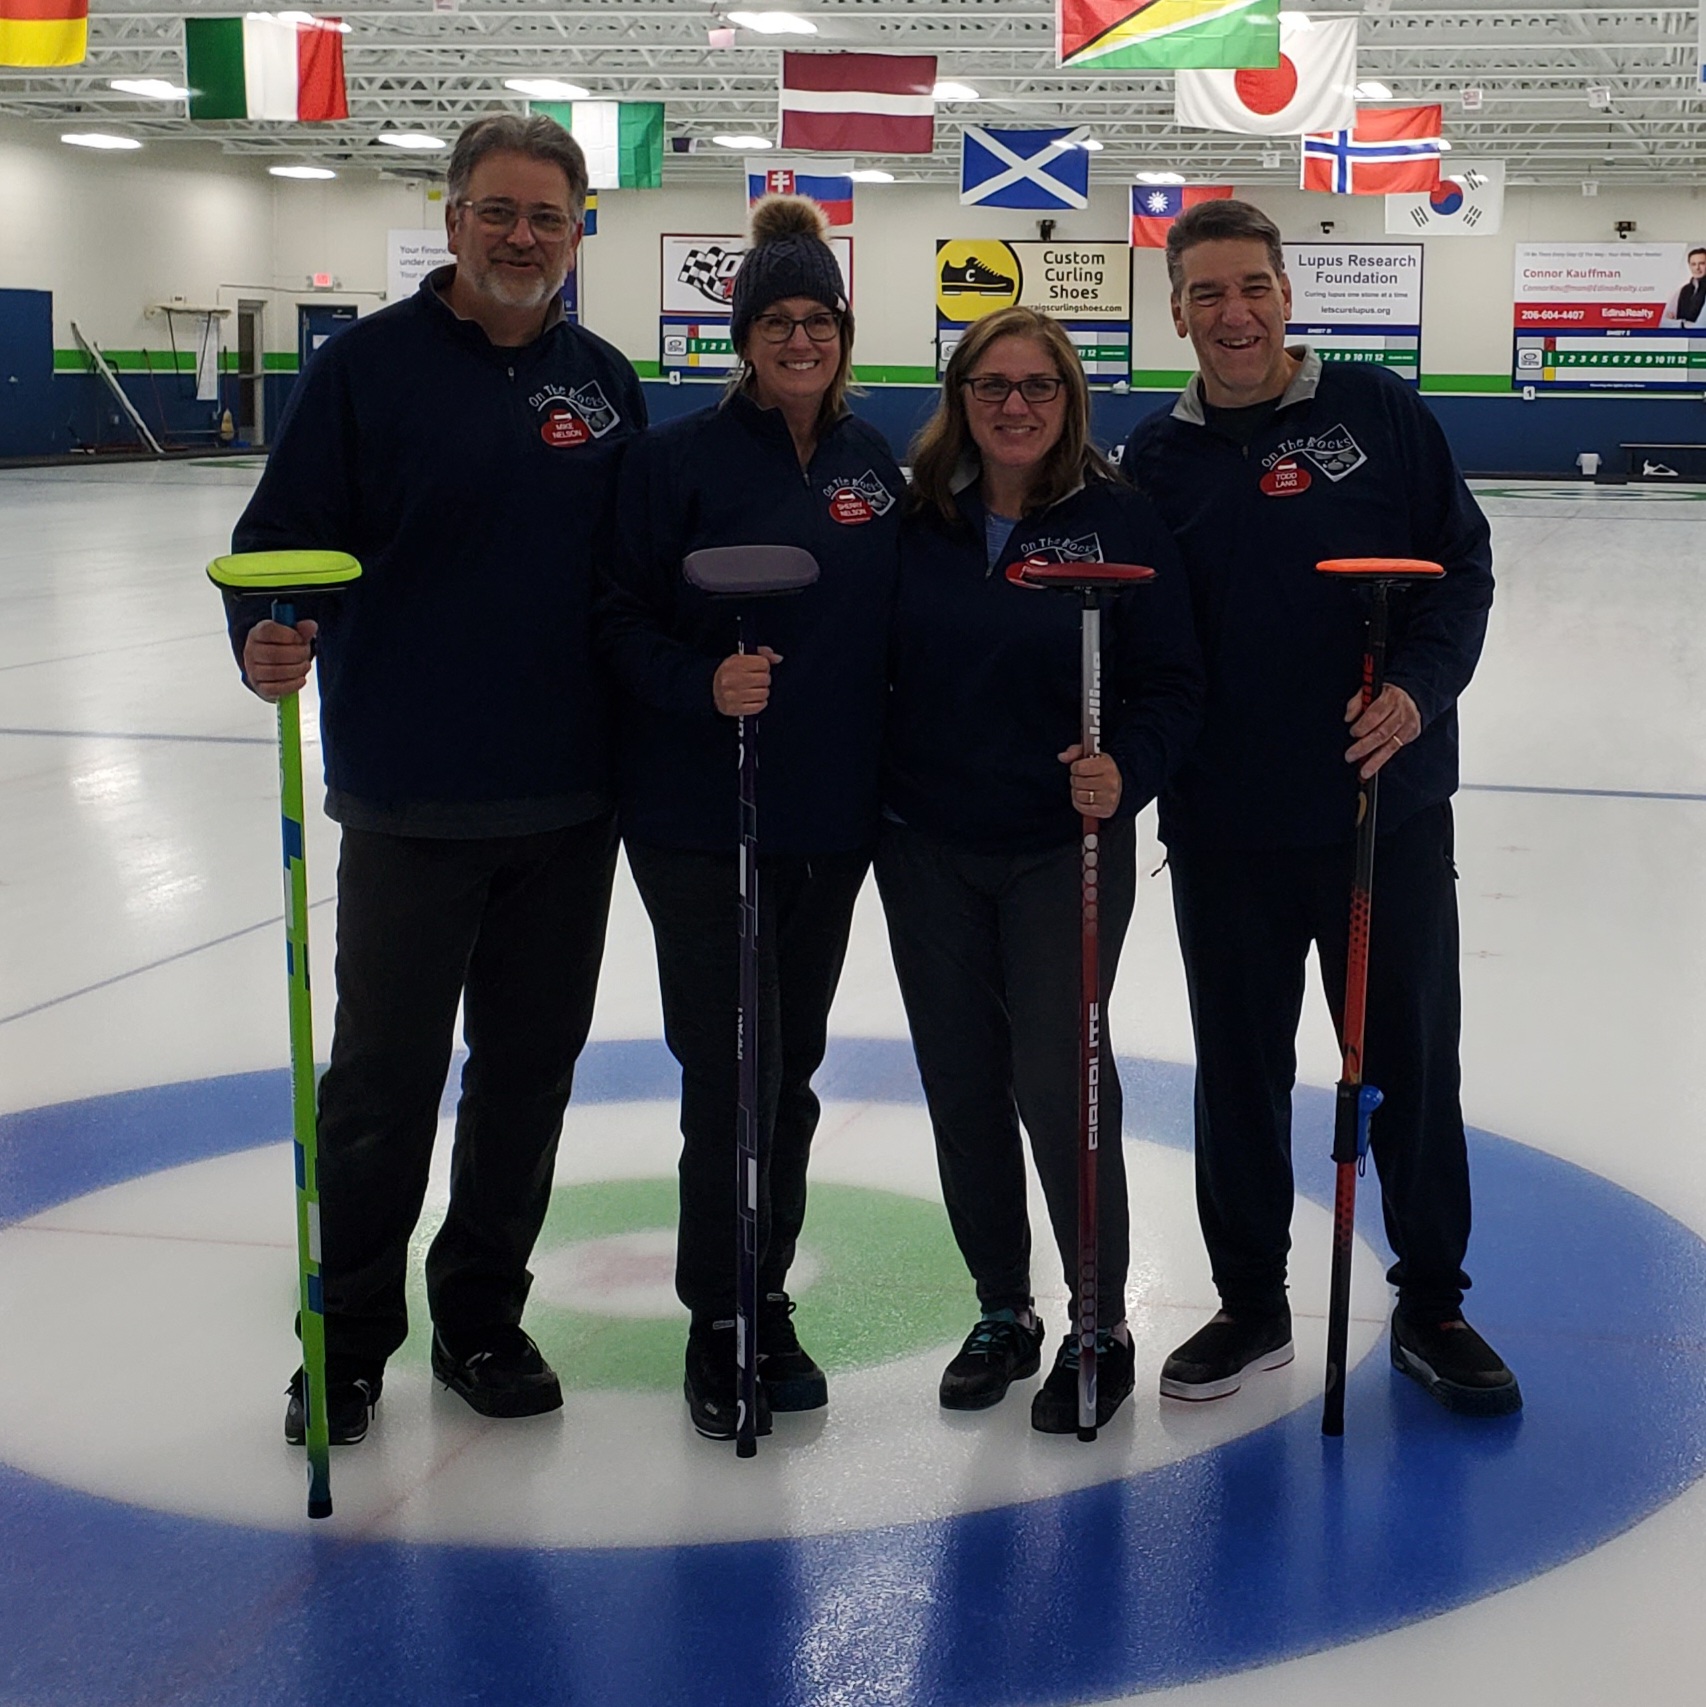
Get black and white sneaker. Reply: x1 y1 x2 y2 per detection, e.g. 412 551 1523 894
284 1367 380 1446
938 1309 1045 1411
758 1293 828 1412
431 1325 563 1419
1159 1309 1294 1401
1391 1313 1522 1417
939 256 1017 296
685 1317 773 1441
1030 1331 1136 1434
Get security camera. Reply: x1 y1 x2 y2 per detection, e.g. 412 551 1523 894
1320 220 1335 236
1615 220 1636 240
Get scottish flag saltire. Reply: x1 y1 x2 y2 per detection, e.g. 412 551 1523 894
961 125 1091 210
746 157 855 226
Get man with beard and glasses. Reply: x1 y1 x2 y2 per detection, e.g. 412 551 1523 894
218 114 645 1446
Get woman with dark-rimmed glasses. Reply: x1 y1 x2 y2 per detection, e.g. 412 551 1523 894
877 306 1203 1432
598 197 902 1444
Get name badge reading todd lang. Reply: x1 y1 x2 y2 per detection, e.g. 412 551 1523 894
1259 457 1312 497
824 471 896 526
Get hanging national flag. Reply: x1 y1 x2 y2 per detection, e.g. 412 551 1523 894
1175 14 1355 135
1385 160 1504 236
779 52 937 155
961 126 1091 210
534 102 664 189
1303 106 1444 196
184 15 348 122
582 191 598 237
1058 0 1279 73
746 156 856 225
1130 183 1235 247
0 0 86 67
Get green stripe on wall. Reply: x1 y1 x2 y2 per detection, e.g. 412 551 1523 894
1131 369 1193 390
852 365 937 385
54 349 255 374
184 17 248 122
1420 374 1516 394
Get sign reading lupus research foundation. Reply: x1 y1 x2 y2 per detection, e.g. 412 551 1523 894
934 239 1132 383
1512 242 1706 389
1282 242 1423 382
660 233 853 375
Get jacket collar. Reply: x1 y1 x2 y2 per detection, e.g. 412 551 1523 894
423 263 567 344
949 452 1087 507
1171 345 1320 425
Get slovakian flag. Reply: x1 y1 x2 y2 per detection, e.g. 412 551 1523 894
185 15 348 122
779 52 937 155
0 0 87 67
1059 0 1279 73
1130 183 1234 247
1384 160 1504 236
1303 106 1444 196
747 156 855 225
1175 13 1356 135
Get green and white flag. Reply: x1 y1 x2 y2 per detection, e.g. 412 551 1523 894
184 14 349 122
535 101 664 190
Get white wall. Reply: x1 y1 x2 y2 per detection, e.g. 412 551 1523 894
3 113 1703 383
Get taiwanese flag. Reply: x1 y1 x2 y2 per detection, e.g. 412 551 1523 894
1302 106 1444 196
1130 183 1234 247
746 156 855 226
779 52 937 155
0 0 87 67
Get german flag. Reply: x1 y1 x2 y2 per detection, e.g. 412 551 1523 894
0 0 87 66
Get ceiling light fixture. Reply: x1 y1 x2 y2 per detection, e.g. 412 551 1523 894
933 81 980 102
503 78 591 100
376 132 447 150
270 164 337 179
848 168 894 182
108 78 190 100
1353 81 1392 100
275 10 350 29
1078 137 1104 150
1134 171 1184 185
713 134 773 149
61 132 142 150
726 10 818 33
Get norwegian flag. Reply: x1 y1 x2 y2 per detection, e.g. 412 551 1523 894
779 52 937 154
1302 105 1445 195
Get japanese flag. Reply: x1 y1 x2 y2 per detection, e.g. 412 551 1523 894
1175 14 1356 135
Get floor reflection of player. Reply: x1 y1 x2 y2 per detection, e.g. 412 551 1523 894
1668 247 1706 327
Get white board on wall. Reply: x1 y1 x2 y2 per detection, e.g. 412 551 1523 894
387 229 453 304
1283 242 1424 381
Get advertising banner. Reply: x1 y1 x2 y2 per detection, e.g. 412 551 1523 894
1282 241 1423 380
1512 242 1706 389
387 229 452 305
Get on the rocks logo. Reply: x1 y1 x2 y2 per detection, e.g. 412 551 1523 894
531 381 620 448
1293 424 1367 482
824 470 896 525
1003 532 1104 586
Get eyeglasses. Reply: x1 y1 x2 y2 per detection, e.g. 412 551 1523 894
459 198 576 241
751 311 842 344
962 375 1066 405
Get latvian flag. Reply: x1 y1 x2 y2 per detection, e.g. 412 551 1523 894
747 157 856 226
779 52 937 155
0 0 87 68
185 15 349 122
1131 183 1234 247
1302 106 1444 196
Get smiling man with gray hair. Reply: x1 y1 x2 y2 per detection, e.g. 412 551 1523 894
218 112 645 1445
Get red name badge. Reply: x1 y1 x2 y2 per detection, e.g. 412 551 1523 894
1260 458 1311 497
542 410 590 448
828 487 874 525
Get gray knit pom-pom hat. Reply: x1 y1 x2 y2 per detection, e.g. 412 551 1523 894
729 194 847 349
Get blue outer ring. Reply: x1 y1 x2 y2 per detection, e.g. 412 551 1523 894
2 1038 1704 1707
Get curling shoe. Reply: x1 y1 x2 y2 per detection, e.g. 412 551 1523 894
938 1309 1045 1411
1030 1330 1136 1434
1159 1309 1294 1401
685 1317 773 1441
1391 1312 1523 1417
432 1325 563 1418
284 1367 381 1446
758 1292 828 1412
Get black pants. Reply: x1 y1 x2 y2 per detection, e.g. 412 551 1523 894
624 841 869 1322
874 817 1137 1328
1168 802 1471 1320
315 816 617 1376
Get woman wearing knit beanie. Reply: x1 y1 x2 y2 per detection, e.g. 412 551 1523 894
599 196 903 1443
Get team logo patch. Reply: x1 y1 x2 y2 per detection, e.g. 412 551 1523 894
1260 457 1312 497
1297 424 1367 482
1003 532 1104 585
532 381 621 448
824 470 896 525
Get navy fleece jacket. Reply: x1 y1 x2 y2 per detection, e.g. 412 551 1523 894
599 392 902 856
224 269 645 837
885 474 1204 856
1122 354 1493 851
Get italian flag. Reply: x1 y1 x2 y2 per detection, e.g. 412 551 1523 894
0 0 88 69
185 15 349 122
535 102 665 190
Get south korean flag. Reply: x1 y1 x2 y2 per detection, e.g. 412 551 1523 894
1385 161 1505 237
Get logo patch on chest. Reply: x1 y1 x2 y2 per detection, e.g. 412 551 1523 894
1297 424 1366 482
823 470 896 525
531 381 620 448
1259 457 1312 497
1002 532 1104 586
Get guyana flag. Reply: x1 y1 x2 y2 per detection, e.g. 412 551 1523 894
0 0 88 68
1058 0 1279 72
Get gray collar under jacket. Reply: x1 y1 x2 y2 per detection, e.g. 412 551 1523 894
1171 345 1321 426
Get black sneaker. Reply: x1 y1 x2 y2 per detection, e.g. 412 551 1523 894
684 1317 773 1441
940 257 1017 295
758 1293 828 1412
1159 1309 1294 1401
1030 1331 1136 1434
1391 1313 1523 1417
938 1309 1046 1411
431 1325 563 1419
284 1367 380 1446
